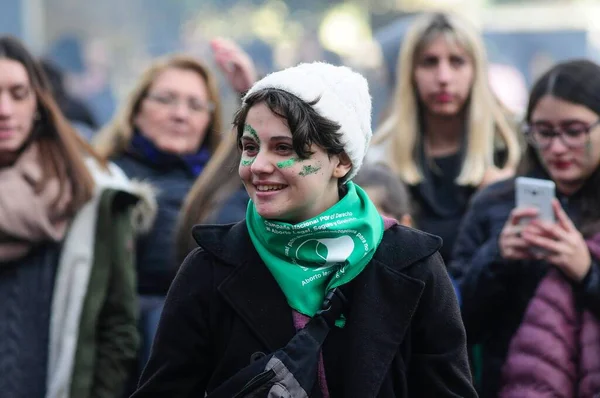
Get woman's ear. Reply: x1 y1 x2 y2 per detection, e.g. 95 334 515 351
332 152 353 179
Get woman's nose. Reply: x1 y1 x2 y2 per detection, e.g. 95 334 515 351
250 150 275 174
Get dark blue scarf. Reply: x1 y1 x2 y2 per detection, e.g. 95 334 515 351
128 131 211 177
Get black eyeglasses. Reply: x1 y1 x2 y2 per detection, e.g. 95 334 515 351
522 119 600 149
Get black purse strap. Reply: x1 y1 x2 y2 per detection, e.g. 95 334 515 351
317 287 348 326
300 286 349 344
206 286 350 398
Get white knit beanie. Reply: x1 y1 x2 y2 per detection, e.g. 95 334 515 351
243 62 372 182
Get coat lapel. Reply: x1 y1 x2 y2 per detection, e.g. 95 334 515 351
340 230 429 397
343 226 441 398
194 222 297 353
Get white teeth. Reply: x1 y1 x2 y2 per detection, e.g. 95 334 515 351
256 185 285 192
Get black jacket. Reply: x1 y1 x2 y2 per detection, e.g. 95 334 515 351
132 221 477 397
115 153 195 295
448 178 600 398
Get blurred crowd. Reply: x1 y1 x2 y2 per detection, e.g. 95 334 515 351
2 8 600 398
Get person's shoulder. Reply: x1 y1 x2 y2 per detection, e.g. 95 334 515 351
110 152 148 176
83 158 158 232
169 245 224 300
191 221 253 268
374 224 443 272
177 222 249 288
178 245 216 277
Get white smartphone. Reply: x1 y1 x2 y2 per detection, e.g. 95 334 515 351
515 177 556 224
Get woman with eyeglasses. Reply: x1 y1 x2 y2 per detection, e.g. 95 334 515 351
449 59 600 397
93 39 257 375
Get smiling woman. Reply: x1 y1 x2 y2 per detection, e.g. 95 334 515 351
132 62 477 398
236 94 348 223
92 55 225 345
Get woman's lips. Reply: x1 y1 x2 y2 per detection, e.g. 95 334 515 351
552 160 573 170
0 128 16 140
433 93 453 103
253 184 288 199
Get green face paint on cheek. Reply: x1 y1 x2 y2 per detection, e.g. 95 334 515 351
244 124 260 143
276 158 298 169
299 164 321 177
240 158 255 167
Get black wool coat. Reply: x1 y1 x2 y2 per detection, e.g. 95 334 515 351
132 221 477 398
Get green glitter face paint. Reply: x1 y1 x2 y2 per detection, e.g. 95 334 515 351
277 158 297 169
240 125 260 167
240 158 255 167
244 124 260 143
299 164 321 177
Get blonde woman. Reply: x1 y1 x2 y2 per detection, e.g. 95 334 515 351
371 12 521 262
174 129 247 265
93 39 256 369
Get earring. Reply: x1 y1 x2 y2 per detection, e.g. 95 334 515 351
33 111 40 121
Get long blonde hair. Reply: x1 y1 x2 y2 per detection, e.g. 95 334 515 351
373 12 520 186
94 54 223 159
175 129 242 263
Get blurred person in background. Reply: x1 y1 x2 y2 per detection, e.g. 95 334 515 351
354 163 462 305
174 129 246 265
47 36 116 126
39 58 99 141
370 12 521 263
0 36 155 398
242 38 275 79
295 31 343 66
352 163 413 226
450 59 600 397
93 38 257 371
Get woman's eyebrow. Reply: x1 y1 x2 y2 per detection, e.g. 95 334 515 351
269 136 293 141
559 119 591 124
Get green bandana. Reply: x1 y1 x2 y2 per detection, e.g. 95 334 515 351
246 182 384 319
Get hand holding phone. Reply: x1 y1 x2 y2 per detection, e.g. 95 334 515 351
499 206 541 260
520 199 592 281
